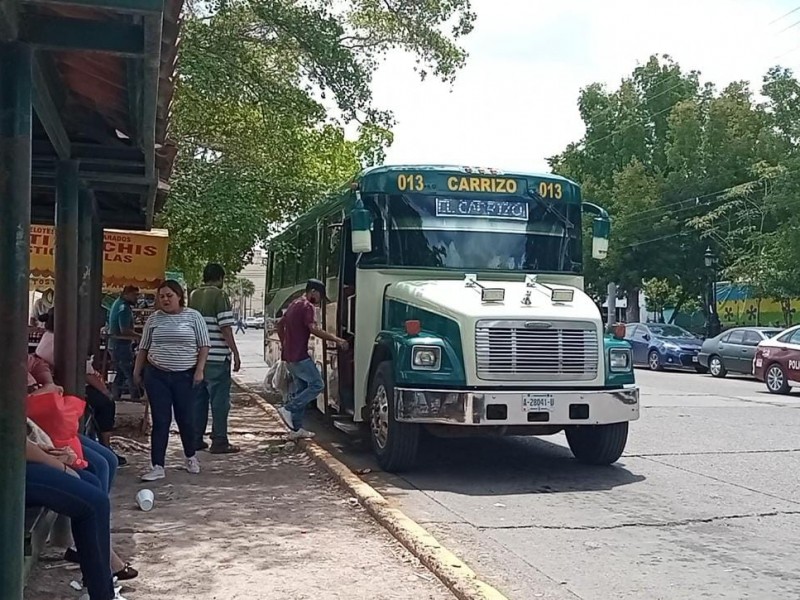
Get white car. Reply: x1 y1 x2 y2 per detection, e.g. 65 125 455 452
245 316 264 329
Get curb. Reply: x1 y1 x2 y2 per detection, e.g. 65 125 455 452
233 376 508 600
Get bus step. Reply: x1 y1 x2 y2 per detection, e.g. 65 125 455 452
332 418 364 437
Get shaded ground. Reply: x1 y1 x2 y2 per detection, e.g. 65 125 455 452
25 392 451 600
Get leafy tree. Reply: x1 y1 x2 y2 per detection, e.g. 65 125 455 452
163 0 476 285
551 55 798 321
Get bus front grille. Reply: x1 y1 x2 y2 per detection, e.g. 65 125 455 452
475 320 600 381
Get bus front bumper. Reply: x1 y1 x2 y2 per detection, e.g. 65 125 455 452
394 386 639 426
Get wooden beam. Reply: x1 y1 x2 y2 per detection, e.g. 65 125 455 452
0 41 32 600
31 54 70 159
142 13 162 226
33 139 143 162
20 15 144 56
0 0 19 42
33 168 151 186
22 0 164 15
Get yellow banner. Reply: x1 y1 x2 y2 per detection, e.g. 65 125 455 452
30 225 169 292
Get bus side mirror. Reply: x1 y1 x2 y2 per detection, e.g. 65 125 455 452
592 218 610 260
351 197 373 254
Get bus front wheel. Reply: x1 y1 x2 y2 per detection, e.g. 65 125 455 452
369 362 420 472
566 422 629 465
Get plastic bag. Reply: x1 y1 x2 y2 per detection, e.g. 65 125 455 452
272 361 290 395
25 392 89 469
263 361 279 392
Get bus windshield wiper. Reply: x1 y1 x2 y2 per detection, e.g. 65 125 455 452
527 189 575 270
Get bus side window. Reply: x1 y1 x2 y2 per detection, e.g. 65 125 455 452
297 230 316 282
326 218 342 280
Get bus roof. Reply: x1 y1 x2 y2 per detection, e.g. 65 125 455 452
357 164 579 185
271 164 581 243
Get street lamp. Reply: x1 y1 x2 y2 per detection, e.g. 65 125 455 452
704 247 721 337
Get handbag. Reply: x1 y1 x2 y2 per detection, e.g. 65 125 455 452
25 391 89 469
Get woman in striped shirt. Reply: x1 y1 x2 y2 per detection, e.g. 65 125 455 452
133 280 211 482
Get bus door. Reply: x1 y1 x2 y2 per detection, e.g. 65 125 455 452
336 219 357 414
320 213 350 415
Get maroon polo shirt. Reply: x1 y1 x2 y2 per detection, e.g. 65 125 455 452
280 296 316 363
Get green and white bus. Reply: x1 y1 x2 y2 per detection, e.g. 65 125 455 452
264 165 638 471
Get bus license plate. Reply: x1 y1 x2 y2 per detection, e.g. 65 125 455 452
522 394 555 412
692 356 699 363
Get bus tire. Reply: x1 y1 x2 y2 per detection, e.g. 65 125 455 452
566 422 628 465
368 361 419 472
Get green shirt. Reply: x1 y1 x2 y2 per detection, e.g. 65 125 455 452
189 285 235 362
108 296 134 350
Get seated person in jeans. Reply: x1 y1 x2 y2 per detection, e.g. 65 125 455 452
27 356 137 581
25 419 122 600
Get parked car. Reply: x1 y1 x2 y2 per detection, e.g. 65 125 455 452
753 324 800 394
624 323 704 372
245 316 265 329
698 327 783 378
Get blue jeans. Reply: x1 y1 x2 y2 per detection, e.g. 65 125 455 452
285 358 324 430
26 464 114 600
144 364 197 466
111 342 139 401
195 359 232 447
81 435 118 494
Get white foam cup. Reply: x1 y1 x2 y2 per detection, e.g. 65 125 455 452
136 489 155 511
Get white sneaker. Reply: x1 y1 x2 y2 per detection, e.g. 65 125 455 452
287 428 316 441
186 456 201 474
141 465 165 482
277 406 294 429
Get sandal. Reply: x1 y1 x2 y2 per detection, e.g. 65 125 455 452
114 564 138 581
209 443 241 454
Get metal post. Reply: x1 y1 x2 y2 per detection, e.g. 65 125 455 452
55 160 80 396
76 188 93 367
90 216 103 356
606 282 617 329
0 41 32 600
711 271 721 336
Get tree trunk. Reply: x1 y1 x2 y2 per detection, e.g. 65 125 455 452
625 288 641 323
668 291 687 324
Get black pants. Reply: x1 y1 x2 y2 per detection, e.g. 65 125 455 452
85 385 116 433
143 364 197 467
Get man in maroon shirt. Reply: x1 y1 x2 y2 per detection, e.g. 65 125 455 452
276 279 348 439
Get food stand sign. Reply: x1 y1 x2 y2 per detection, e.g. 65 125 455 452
30 226 169 291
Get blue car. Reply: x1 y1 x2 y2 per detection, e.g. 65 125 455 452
624 323 705 372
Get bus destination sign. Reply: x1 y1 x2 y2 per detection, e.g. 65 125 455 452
435 197 529 221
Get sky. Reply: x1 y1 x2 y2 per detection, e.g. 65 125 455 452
368 0 800 174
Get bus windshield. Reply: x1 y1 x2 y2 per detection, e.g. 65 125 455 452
364 193 582 273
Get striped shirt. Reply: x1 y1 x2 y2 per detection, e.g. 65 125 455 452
189 285 235 362
140 309 211 372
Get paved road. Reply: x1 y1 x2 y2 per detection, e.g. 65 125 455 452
236 334 800 600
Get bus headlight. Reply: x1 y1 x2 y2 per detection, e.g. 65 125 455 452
412 346 441 371
609 348 632 372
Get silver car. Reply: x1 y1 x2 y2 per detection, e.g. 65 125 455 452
698 327 783 377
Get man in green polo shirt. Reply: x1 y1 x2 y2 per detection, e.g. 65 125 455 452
189 263 241 454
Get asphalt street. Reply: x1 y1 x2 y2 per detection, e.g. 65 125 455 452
236 333 800 600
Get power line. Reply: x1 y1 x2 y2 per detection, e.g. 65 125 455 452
769 4 800 26
573 4 800 157
621 180 764 228
617 191 800 251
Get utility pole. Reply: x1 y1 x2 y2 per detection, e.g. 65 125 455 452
607 282 617 329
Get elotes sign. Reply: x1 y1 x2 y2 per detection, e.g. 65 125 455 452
29 226 169 291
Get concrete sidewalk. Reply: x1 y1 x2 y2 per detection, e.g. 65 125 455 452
25 391 450 600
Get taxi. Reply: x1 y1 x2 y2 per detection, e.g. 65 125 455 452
753 324 800 394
